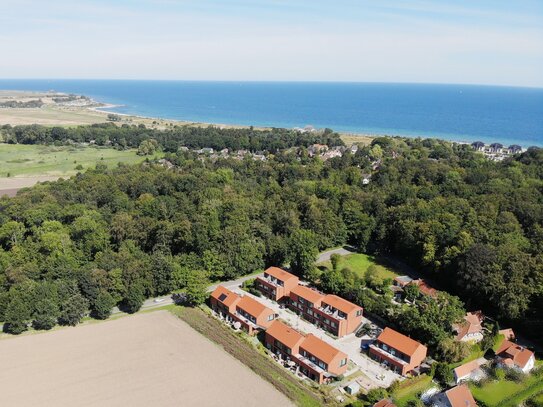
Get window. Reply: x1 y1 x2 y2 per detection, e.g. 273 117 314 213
331 322 337 328
340 358 347 367
356 310 362 317
292 301 297 307
299 298 305 304
218 293 227 302
308 309 313 316
324 319 330 325
318 361 326 369
268 314 275 321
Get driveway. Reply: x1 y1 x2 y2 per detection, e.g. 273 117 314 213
316 247 356 263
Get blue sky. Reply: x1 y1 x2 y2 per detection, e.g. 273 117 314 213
0 0 542 86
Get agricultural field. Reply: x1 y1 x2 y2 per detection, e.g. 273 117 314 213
318 253 400 281
0 310 293 407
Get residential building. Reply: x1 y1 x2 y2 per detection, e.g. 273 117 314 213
265 320 348 384
393 275 413 288
232 295 278 335
297 333 348 383
289 285 363 338
209 285 277 335
496 340 535 373
209 285 241 316
454 311 484 342
434 384 477 407
369 327 427 376
411 279 438 298
265 319 305 360
255 267 299 302
453 358 486 384
373 399 397 407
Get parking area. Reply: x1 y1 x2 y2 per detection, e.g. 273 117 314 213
231 283 401 388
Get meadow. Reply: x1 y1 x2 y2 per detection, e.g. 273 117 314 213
318 252 400 281
0 143 159 178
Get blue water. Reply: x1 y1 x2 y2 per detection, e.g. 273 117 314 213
1 80 542 147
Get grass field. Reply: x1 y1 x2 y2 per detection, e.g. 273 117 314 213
0 143 159 177
172 306 333 407
0 311 293 407
470 374 543 407
319 253 400 281
391 375 433 407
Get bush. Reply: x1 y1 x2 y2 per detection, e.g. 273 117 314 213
241 278 261 297
504 367 526 383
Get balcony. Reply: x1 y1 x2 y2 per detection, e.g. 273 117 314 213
233 311 259 329
257 275 284 288
369 344 408 366
318 305 346 320
295 354 326 374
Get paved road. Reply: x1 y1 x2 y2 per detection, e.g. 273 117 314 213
112 272 261 315
316 247 355 263
119 247 354 315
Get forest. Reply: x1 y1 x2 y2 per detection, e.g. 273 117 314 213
0 126 541 352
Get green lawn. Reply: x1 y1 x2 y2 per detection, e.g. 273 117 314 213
0 143 161 177
470 374 543 407
319 253 400 281
392 375 433 406
449 344 485 369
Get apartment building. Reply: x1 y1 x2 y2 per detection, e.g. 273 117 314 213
255 267 300 302
289 285 363 338
210 285 277 335
265 320 348 383
369 327 427 376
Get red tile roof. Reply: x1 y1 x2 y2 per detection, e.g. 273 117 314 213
300 334 347 365
376 327 427 357
321 294 361 314
264 266 298 283
237 295 272 318
454 311 484 341
210 285 240 308
373 399 397 407
290 285 324 305
445 385 477 407
266 320 305 350
454 358 484 380
496 340 534 370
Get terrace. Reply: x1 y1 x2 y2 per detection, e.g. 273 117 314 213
369 344 408 366
258 274 284 287
318 304 347 320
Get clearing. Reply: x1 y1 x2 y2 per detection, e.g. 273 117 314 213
0 144 160 196
0 144 155 177
0 310 293 407
318 252 400 281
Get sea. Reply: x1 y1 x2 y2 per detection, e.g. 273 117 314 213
1 80 542 147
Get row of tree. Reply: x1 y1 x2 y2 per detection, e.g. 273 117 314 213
0 123 344 153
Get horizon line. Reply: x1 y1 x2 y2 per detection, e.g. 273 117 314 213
0 78 542 90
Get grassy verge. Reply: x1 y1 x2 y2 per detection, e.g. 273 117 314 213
391 375 433 407
170 306 332 407
318 253 400 281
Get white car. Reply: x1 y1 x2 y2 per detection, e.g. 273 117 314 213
153 298 165 303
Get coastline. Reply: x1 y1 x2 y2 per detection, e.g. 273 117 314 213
1 88 541 148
